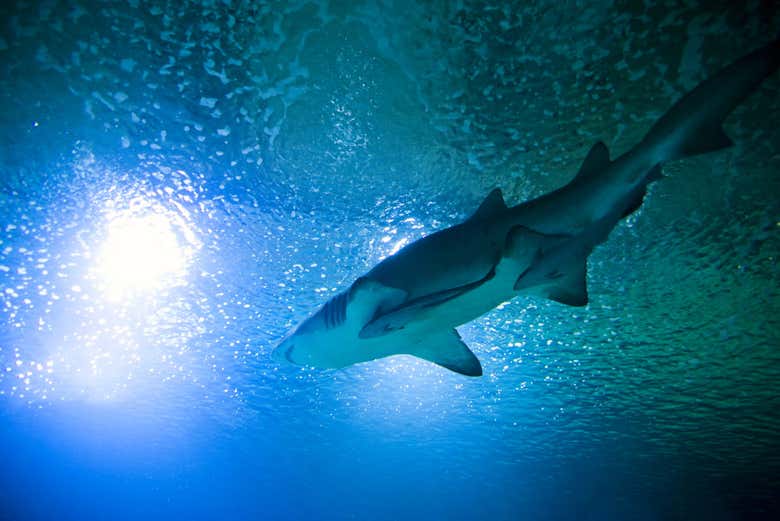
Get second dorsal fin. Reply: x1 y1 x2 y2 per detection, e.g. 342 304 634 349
469 188 507 221
575 141 611 181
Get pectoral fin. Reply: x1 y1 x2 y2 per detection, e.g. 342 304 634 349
345 277 407 325
409 329 482 377
359 266 497 339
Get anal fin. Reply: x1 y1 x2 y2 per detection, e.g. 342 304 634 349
409 329 482 377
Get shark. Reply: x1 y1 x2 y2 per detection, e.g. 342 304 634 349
272 37 780 377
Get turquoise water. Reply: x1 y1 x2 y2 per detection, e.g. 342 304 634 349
1 1 779 519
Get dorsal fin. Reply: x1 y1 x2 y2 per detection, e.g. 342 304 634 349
575 141 610 181
469 188 507 221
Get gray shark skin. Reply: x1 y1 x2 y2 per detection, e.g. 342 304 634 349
272 38 780 377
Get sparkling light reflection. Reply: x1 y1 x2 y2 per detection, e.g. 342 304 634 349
94 206 193 300
39 196 205 403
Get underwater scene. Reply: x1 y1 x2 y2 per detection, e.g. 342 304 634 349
1 1 779 520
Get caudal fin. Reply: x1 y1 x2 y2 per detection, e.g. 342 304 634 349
642 37 780 162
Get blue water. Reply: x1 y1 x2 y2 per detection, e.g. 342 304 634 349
1 1 779 520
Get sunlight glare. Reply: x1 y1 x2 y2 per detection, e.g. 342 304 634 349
95 210 191 300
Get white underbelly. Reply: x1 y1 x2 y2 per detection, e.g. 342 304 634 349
402 254 523 334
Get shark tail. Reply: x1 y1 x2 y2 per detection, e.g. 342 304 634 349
641 37 780 163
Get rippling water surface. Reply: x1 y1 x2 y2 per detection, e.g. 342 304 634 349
1 1 779 520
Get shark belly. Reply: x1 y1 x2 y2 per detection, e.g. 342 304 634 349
400 254 522 333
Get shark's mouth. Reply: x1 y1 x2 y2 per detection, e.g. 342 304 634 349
281 343 296 364
271 338 298 365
